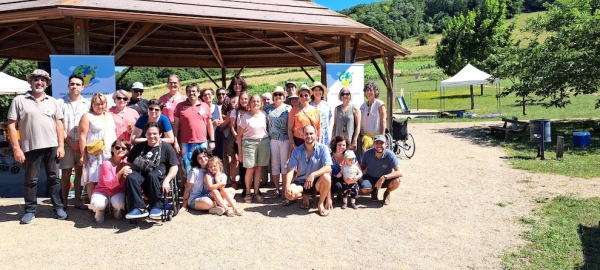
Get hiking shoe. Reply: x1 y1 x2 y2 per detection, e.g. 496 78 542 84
55 208 68 220
351 203 358 209
209 206 226 216
148 208 162 219
125 208 149 219
20 213 35 224
370 188 379 201
341 203 347 209
95 210 105 223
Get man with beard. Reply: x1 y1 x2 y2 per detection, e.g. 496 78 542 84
7 69 67 224
360 134 403 205
56 74 90 210
284 125 332 216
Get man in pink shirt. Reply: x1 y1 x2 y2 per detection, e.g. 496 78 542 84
174 83 215 177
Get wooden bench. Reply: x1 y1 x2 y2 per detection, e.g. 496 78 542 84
489 118 530 141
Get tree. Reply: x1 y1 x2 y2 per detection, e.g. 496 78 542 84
494 0 600 114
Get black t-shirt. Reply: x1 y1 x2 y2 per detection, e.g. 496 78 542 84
129 98 149 116
128 141 179 174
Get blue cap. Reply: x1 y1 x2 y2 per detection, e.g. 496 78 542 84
374 135 386 143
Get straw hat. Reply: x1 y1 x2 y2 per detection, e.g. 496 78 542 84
272 86 286 97
296 84 312 96
26 69 52 85
311 81 328 96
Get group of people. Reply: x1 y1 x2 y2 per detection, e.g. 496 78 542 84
6 69 403 224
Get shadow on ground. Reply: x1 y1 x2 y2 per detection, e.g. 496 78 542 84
578 223 600 269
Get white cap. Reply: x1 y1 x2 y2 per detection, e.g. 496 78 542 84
131 82 144 89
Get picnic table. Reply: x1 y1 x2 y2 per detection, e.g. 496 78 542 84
489 118 530 141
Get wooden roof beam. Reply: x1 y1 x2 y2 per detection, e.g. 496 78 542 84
0 58 13 72
115 23 162 61
196 26 224 69
0 24 32 43
199 67 220 89
110 21 134 55
351 37 360 63
284 33 325 67
0 22 117 52
235 29 319 65
33 21 58 54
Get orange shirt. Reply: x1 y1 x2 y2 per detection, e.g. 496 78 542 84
290 106 321 139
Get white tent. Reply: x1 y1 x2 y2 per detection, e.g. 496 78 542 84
440 63 498 87
0 72 29 95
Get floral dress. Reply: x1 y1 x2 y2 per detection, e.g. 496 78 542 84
85 113 117 183
310 100 332 144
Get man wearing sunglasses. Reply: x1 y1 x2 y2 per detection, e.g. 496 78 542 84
128 82 148 116
7 69 68 224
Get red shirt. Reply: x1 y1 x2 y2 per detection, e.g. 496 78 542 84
174 101 211 143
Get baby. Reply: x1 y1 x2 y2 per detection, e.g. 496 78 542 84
336 150 363 209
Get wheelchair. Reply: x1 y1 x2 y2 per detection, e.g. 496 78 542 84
128 176 181 224
384 117 416 159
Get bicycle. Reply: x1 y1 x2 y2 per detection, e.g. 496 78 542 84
385 117 416 159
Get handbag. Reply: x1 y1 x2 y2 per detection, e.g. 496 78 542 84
131 142 162 173
86 113 108 155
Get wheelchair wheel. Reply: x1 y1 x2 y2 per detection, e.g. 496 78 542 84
0 164 8 171
10 166 20 174
402 133 416 159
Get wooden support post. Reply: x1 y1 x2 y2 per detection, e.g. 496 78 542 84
221 68 227 88
300 67 314 83
200 68 220 89
73 19 89 55
339 36 351 63
385 55 395 129
470 85 475 110
480 84 484 96
556 136 564 160
0 58 12 72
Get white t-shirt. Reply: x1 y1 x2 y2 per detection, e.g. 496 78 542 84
238 110 268 140
360 99 384 134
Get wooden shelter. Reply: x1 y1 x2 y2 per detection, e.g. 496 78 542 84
0 0 410 126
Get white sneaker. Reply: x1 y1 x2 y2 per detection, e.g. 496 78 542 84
95 210 105 223
208 206 226 216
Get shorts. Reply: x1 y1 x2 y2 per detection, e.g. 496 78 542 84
360 175 399 189
292 179 318 196
293 136 304 147
225 134 237 157
181 142 208 174
187 193 210 210
241 137 270 168
59 144 82 169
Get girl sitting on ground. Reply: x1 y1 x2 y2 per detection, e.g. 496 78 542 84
205 156 243 217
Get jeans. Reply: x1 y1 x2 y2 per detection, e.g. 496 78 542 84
23 147 63 213
125 170 164 212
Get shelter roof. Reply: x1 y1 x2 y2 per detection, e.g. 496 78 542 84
0 0 411 68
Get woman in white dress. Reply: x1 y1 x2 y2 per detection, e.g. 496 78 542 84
79 93 117 200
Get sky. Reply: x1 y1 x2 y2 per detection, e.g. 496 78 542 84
313 0 384 11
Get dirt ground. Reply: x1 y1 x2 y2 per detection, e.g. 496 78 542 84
1 121 598 269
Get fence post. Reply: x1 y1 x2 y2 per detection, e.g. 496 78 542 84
416 99 419 111
556 136 564 160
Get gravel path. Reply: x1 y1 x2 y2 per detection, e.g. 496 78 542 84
1 121 598 269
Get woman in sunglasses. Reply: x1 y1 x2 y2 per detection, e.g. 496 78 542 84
332 87 361 150
130 99 175 145
109 90 139 142
263 86 291 200
287 84 321 148
90 139 131 223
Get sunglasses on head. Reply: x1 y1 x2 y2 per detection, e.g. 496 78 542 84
148 107 161 112
132 89 144 93
114 146 127 151
116 96 128 101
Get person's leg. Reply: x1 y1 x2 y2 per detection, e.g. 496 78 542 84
60 168 73 207
359 175 374 194
253 166 263 198
85 182 96 202
210 190 227 208
219 188 240 213
382 178 400 204
285 183 303 201
145 170 164 210
110 192 125 219
270 139 281 194
41 147 63 210
73 165 83 206
244 167 255 201
315 174 331 214
192 197 214 211
22 149 44 214
125 171 146 212
90 192 108 222
331 176 344 199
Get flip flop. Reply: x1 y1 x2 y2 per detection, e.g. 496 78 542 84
281 199 296 206
74 204 89 210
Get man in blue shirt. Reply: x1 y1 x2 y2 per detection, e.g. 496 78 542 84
360 135 403 205
285 125 332 216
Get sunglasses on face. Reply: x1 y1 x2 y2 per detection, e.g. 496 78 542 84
132 89 144 93
116 96 128 101
217 93 227 96
114 146 127 151
341 92 351 96
168 82 178 85
148 107 161 112
273 93 284 97
299 94 310 98
32 77 47 82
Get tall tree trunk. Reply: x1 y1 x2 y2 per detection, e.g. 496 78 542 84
480 84 483 96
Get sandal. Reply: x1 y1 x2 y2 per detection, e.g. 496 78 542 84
281 199 296 206
272 190 281 199
254 193 265 203
234 209 244 216
244 194 252 203
74 204 89 210
319 209 329 217
225 208 234 217
300 202 310 209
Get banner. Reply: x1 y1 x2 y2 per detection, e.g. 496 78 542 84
50 55 116 106
325 63 365 108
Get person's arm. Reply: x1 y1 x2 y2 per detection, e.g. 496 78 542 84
207 117 215 151
162 130 175 144
161 164 178 194
236 124 245 163
287 112 295 149
332 107 338 136
379 103 387 135
204 173 224 191
219 115 230 131
7 119 24 163
98 161 116 186
55 118 65 158
131 127 145 144
353 106 361 149
173 117 180 142
182 169 197 209
78 114 90 165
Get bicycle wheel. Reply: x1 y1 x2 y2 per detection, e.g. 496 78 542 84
402 133 416 159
